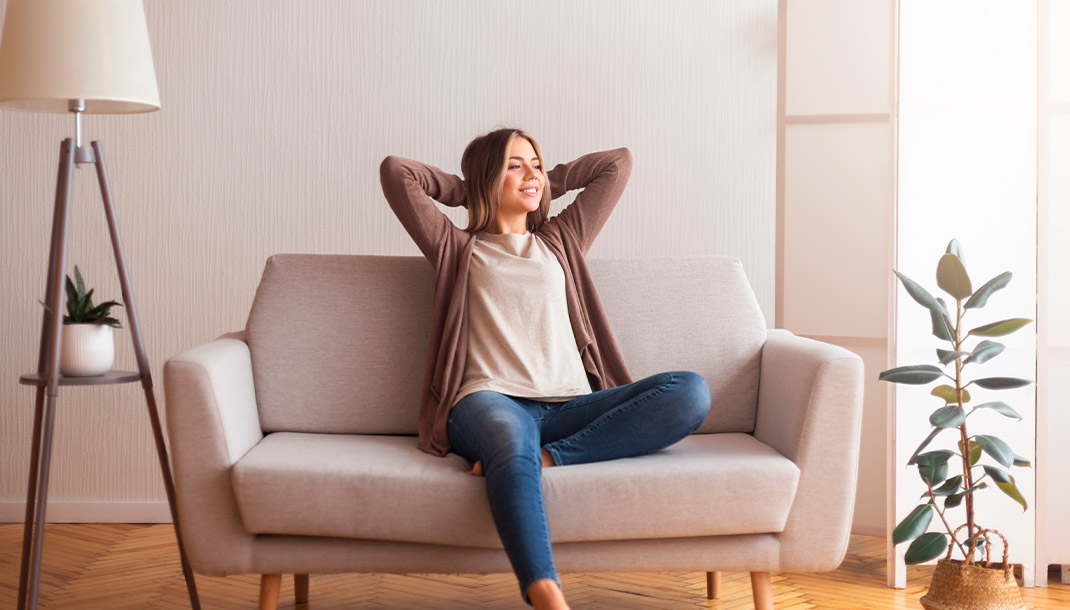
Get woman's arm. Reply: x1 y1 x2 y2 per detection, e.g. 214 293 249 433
379 156 467 262
544 148 633 253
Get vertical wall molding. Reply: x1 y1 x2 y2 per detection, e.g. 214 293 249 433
1035 0 1050 587
775 0 787 329
886 0 903 589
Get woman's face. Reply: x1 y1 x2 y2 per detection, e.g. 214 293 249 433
496 137 544 224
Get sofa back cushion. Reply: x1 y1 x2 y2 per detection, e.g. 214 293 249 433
590 257 766 434
246 254 766 435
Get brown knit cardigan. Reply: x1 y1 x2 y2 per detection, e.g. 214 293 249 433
379 148 634 456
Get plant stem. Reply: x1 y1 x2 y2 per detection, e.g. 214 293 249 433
955 298 976 564
925 477 967 557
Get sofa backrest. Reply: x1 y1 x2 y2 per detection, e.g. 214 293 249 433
246 254 766 436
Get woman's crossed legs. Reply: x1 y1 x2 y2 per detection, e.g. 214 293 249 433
446 371 712 606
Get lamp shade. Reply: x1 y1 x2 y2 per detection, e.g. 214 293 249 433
0 0 159 114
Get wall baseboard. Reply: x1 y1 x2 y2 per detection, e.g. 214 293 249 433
850 523 885 537
0 502 172 524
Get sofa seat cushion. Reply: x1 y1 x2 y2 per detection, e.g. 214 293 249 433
231 432 800 549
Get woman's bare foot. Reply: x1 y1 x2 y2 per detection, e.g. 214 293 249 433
466 449 556 477
527 579 570 610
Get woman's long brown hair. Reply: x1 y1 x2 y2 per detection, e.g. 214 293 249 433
461 128 552 233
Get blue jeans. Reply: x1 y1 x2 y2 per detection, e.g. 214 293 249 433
446 371 711 601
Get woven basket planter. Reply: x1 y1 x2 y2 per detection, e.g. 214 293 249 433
920 528 1025 610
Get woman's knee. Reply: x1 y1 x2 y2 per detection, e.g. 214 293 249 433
669 371 711 431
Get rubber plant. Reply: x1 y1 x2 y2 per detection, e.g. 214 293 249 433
880 239 1032 565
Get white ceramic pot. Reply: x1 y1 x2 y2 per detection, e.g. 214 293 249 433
60 323 115 377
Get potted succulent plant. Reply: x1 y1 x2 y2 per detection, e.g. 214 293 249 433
40 266 123 377
880 240 1031 610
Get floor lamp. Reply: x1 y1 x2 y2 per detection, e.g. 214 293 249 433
0 1 200 609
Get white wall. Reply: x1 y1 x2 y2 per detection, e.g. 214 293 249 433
0 1 777 519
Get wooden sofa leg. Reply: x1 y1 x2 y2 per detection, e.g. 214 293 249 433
706 571 721 599
750 571 773 610
295 573 310 604
259 574 281 610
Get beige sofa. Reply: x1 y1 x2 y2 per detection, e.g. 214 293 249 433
163 254 864 609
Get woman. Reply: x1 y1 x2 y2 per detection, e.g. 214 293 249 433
380 128 711 610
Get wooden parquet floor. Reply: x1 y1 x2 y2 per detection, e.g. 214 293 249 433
1 524 1068 609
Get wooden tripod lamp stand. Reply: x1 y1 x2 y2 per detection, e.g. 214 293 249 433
0 1 200 608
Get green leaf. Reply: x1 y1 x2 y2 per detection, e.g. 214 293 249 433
951 485 986 515
74 265 86 298
965 534 989 557
1012 453 1031 467
879 365 945 385
73 289 93 319
983 465 1011 483
937 253 972 300
911 450 955 467
937 349 970 365
65 276 78 309
964 271 1012 310
86 300 123 323
936 297 951 316
931 309 955 342
995 475 1029 511
919 462 948 486
893 505 935 544
969 318 1033 337
931 314 954 342
909 428 945 465
894 270 944 313
931 385 956 403
976 435 1014 467
958 439 982 466
930 475 963 497
88 304 112 318
930 405 965 428
905 532 949 564
965 340 1004 365
972 377 1033 390
972 401 1022 420
930 385 970 405
78 286 95 310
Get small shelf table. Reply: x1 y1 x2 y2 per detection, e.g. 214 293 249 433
20 370 142 387
15 138 200 610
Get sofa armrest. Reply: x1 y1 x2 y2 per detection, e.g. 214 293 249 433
754 329 865 571
163 333 262 575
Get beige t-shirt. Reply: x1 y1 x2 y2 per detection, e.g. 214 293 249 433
453 231 593 406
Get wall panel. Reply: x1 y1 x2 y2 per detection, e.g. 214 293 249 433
779 0 895 536
894 0 1037 585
